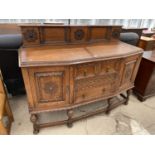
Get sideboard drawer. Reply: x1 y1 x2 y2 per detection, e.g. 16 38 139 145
75 62 96 79
74 73 119 104
99 59 121 75
28 67 70 109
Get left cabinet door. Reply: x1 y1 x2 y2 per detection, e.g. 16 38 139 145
28 66 70 110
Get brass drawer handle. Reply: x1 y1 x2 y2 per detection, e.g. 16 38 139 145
82 94 86 99
102 88 105 93
83 71 87 76
106 67 110 72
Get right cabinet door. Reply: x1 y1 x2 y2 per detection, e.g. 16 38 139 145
120 54 142 90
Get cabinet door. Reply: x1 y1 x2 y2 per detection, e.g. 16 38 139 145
29 66 70 109
120 54 142 89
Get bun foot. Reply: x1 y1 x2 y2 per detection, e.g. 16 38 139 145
67 122 73 128
33 128 39 134
67 109 74 128
106 110 111 115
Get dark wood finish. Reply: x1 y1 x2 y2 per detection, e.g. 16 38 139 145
19 25 143 134
134 51 155 101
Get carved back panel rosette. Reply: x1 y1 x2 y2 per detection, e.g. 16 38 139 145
74 29 85 40
19 25 122 47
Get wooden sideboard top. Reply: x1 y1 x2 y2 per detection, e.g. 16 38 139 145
19 40 143 67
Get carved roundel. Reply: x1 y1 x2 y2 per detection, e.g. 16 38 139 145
74 29 85 40
112 29 120 39
44 81 58 95
24 29 38 42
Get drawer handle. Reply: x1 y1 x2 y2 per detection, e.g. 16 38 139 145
102 88 105 93
106 67 111 72
82 94 86 99
83 71 87 76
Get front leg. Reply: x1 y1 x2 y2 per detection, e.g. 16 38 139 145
106 98 112 115
124 89 132 105
67 109 74 128
30 114 39 134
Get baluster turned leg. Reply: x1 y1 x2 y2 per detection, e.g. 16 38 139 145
124 89 132 105
30 114 39 134
106 98 112 114
67 109 74 128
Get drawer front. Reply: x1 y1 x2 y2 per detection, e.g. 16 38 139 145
29 67 70 109
74 73 119 104
75 62 96 79
100 59 121 75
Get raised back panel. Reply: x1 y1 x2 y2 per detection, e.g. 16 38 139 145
20 25 122 47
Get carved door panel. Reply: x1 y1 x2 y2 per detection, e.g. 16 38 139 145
29 66 70 109
120 54 141 89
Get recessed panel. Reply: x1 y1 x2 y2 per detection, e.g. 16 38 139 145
35 71 64 103
43 27 66 43
90 27 108 41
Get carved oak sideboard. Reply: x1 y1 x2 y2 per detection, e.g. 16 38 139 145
18 25 143 134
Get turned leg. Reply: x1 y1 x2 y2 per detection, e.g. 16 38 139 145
30 114 39 134
106 98 112 115
67 109 74 128
124 89 132 105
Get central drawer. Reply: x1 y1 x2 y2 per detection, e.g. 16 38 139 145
73 59 122 104
74 73 119 104
75 62 97 79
